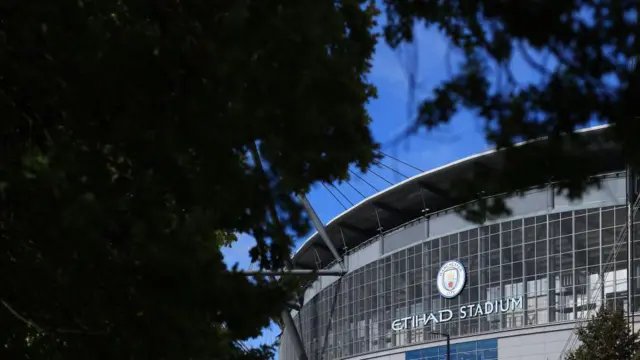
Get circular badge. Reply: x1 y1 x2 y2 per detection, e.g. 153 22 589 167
437 260 466 299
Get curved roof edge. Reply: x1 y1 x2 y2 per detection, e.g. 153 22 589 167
292 124 617 270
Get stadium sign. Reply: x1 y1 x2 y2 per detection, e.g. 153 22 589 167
391 296 523 331
391 259 522 331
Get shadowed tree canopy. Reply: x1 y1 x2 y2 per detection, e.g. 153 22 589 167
0 0 379 359
565 306 640 360
383 0 639 221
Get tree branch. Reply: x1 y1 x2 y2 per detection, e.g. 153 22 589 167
1 299 44 332
2 299 105 336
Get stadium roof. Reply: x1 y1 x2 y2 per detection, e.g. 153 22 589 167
292 124 623 270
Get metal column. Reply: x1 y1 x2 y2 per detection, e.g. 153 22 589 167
627 166 635 330
430 331 450 360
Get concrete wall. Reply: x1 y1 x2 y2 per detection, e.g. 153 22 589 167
498 325 573 360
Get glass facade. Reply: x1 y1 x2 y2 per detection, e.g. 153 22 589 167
406 339 498 360
291 205 640 360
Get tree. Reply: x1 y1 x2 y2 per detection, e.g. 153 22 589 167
381 0 639 221
565 306 640 360
0 0 379 359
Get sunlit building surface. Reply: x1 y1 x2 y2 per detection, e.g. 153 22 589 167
278 125 640 360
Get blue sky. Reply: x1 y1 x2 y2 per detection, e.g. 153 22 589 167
221 20 544 353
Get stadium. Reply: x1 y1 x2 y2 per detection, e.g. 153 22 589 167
277 124 640 360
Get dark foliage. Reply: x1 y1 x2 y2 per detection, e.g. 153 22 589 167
566 306 640 360
0 0 379 359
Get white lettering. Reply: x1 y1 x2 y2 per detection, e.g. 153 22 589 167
500 299 510 312
402 317 411 329
512 296 523 309
459 305 468 319
390 296 525 331
439 309 453 322
484 301 494 315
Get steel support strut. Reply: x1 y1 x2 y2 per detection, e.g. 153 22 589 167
298 194 346 271
320 277 344 360
242 269 347 276
281 309 309 360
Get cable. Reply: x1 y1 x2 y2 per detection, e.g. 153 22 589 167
235 340 250 352
368 167 395 186
322 183 347 210
349 169 380 192
329 183 354 207
377 150 425 173
374 159 410 179
344 180 367 199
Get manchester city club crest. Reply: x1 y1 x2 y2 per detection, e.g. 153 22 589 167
437 260 466 298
